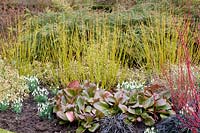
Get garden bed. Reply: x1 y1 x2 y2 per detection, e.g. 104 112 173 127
0 96 77 133
0 0 199 133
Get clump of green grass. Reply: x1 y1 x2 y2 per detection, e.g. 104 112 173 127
138 14 199 74
1 5 199 88
3 13 137 89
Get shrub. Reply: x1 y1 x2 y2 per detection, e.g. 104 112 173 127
54 80 174 132
164 12 200 132
0 56 29 103
165 61 200 132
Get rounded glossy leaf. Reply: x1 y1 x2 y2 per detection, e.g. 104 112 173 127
93 101 110 115
118 104 128 113
56 111 68 121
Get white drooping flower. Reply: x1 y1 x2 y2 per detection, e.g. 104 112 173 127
117 80 144 91
32 87 49 97
144 127 157 133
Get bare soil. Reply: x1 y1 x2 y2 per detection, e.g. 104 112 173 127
0 96 77 133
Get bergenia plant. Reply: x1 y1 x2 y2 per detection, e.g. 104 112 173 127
54 80 174 132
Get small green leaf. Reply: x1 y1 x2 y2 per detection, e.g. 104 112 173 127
88 123 100 132
168 110 176 115
135 108 143 115
160 114 169 119
143 96 154 109
87 86 96 97
59 121 67 125
77 97 85 110
34 95 48 103
76 126 86 133
141 113 155 126
131 102 140 108
127 114 137 122
129 95 137 104
85 106 92 113
156 103 172 110
83 121 92 128
138 94 147 105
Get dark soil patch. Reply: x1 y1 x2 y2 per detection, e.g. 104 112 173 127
0 96 77 133
0 95 148 133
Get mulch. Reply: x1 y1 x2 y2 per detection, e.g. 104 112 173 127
0 96 77 133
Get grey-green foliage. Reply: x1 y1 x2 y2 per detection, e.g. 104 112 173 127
0 56 29 102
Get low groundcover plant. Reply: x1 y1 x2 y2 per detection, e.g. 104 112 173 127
11 98 23 114
25 76 39 92
117 80 145 91
27 76 53 119
32 87 49 103
0 100 9 111
37 102 53 119
54 80 174 132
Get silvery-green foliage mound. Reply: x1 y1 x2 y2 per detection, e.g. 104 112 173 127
0 56 29 102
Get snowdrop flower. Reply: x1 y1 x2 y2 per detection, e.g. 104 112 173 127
144 127 157 133
117 80 144 91
32 87 49 97
37 102 52 119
